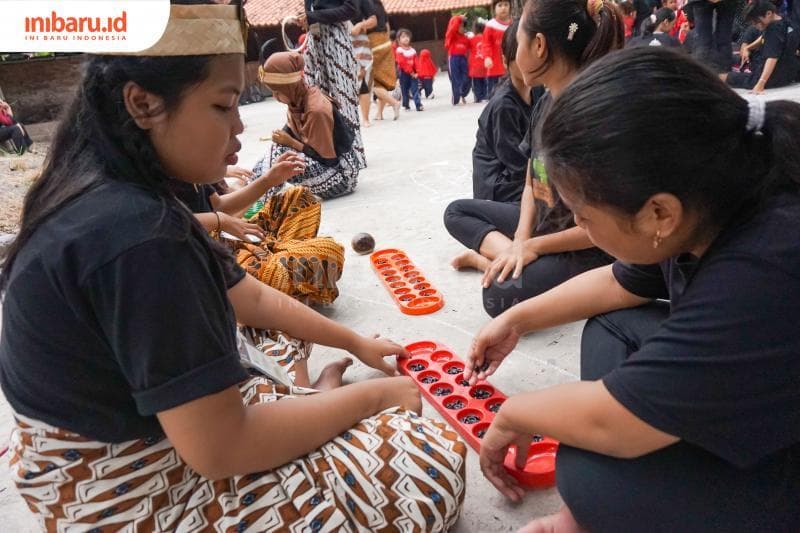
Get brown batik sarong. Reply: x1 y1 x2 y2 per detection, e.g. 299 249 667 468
9 343 467 532
368 32 397 92
236 186 345 305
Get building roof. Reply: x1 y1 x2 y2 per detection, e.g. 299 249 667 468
245 0 492 28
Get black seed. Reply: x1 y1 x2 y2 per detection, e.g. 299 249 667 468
445 400 464 409
476 429 486 438
459 379 470 387
488 402 502 413
433 387 452 396
409 363 425 372
532 434 544 442
421 376 438 384
446 366 464 375
471 389 491 399
461 415 480 424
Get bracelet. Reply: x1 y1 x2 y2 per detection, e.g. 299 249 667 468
214 211 221 233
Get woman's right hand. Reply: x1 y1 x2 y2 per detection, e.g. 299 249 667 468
377 376 423 414
464 315 521 386
481 239 538 288
218 212 265 241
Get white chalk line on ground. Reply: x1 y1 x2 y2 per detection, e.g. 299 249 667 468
340 293 579 380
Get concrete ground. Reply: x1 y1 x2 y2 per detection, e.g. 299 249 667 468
2 73 799 531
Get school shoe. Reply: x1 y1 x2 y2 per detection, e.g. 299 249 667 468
430 93 435 99
416 105 425 111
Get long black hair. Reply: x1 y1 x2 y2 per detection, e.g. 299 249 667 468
538 47 800 235
0 0 237 292
520 0 624 78
641 8 675 36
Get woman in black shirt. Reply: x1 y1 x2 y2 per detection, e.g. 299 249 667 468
467 48 800 531
0 3 466 531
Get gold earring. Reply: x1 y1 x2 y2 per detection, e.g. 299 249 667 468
653 230 662 249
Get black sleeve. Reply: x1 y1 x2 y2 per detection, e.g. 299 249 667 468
762 22 785 58
307 0 358 25
604 253 800 468
492 105 529 175
360 0 376 19
84 236 248 416
612 261 669 299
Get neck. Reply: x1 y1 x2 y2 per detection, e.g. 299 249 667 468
496 15 511 23
543 67 577 98
511 75 531 104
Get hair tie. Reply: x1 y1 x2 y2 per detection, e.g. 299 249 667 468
746 97 766 133
587 0 603 21
650 14 657 23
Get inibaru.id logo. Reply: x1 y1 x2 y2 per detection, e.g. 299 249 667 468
25 11 128 40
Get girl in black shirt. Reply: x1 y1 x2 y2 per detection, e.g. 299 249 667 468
0 3 465 531
467 48 800 532
444 0 623 318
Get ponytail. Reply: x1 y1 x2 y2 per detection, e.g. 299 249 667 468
581 0 625 65
641 8 675 37
520 0 624 77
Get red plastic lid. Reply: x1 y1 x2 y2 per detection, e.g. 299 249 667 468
503 441 558 489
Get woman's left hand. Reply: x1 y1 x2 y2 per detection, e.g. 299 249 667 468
350 334 408 377
267 151 306 185
479 412 530 503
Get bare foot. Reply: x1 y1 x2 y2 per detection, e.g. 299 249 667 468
362 121 372 128
518 507 586 533
451 249 491 272
312 358 353 391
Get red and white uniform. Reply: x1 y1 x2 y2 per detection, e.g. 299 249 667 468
482 18 510 77
445 15 471 57
468 34 487 79
395 45 418 75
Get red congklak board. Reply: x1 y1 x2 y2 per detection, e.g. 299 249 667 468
401 340 558 489
371 248 444 315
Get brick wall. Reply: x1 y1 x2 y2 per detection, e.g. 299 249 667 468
0 55 85 124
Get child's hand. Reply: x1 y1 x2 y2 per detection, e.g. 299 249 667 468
226 166 255 181
376 376 423 414
752 79 767 94
350 334 408 377
479 414 529 502
464 315 520 386
482 239 538 288
412 73 418 79
266 151 306 185
218 212 265 241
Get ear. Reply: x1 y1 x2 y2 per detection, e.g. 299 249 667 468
122 81 167 130
535 33 547 59
634 192 684 241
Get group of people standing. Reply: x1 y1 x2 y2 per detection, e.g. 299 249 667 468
1 0 799 531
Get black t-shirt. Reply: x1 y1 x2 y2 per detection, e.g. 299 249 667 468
350 0 375 25
368 0 387 32
757 19 800 87
306 0 358 25
521 91 579 235
170 180 216 213
0 180 248 442
472 80 535 203
606 192 800 470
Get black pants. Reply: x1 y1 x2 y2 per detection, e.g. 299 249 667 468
557 304 800 532
419 78 434 98
692 0 736 71
443 199 612 317
0 122 33 154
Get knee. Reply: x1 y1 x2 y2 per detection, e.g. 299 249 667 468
555 445 604 529
443 200 467 235
482 280 524 318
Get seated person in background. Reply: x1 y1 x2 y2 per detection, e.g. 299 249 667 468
256 51 360 200
0 100 33 155
722 0 800 93
628 8 682 48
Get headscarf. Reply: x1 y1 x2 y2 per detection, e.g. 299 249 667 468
261 52 336 160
